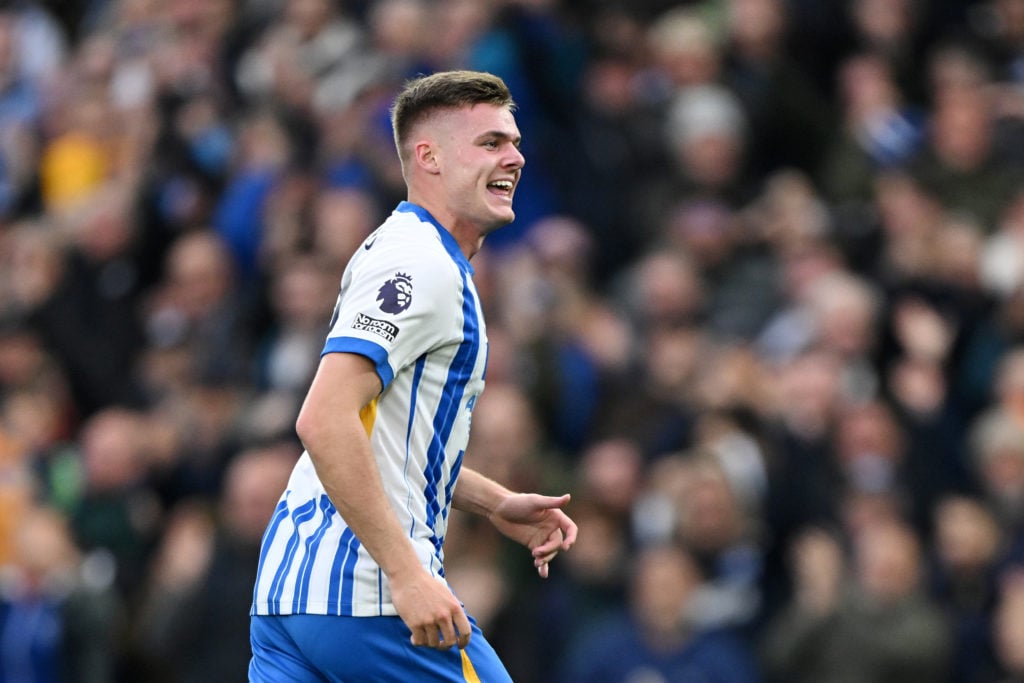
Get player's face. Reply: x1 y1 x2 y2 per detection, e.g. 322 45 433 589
436 103 524 235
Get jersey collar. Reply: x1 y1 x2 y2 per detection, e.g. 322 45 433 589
396 201 474 275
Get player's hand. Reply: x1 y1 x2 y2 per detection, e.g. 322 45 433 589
489 493 578 578
390 569 472 650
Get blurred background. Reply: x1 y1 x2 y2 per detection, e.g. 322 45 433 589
1 0 1024 681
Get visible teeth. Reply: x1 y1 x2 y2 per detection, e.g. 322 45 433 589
489 181 512 190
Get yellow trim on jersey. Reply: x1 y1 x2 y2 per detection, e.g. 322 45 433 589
460 650 482 683
359 398 377 436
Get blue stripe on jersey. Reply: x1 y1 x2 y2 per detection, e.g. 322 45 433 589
292 495 336 613
434 449 466 572
267 498 319 614
322 337 394 388
326 527 362 615
443 450 465 524
422 269 480 563
481 340 490 381
403 355 428 539
251 498 290 614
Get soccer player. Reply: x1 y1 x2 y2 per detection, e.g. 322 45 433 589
249 70 578 682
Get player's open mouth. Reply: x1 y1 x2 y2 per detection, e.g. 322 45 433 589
487 180 514 197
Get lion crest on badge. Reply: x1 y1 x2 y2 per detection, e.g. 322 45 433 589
377 272 413 314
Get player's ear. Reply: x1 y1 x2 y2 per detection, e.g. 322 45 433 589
413 141 440 175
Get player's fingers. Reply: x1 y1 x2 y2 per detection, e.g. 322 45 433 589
425 623 442 649
532 529 565 557
410 627 428 647
455 611 472 649
534 549 558 565
437 619 458 650
561 518 578 549
537 561 550 579
536 493 571 510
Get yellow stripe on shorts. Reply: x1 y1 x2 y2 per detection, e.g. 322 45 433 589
461 650 482 683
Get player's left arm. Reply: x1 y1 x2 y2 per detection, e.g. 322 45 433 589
452 468 577 577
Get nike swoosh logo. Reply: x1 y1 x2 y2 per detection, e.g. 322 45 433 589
364 238 376 250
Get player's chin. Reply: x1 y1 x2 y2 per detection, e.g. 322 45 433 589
481 210 515 234
493 203 516 225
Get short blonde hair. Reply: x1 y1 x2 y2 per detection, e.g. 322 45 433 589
390 70 515 164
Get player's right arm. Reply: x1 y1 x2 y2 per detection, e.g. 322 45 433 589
295 351 472 650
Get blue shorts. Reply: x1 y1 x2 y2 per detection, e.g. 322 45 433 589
249 613 513 682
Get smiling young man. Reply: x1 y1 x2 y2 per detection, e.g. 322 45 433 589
249 71 578 682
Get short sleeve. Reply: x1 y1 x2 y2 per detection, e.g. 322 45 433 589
323 238 460 389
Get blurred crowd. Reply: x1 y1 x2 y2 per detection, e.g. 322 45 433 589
1 0 1024 681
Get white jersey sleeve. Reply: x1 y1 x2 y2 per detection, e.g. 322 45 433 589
322 216 463 389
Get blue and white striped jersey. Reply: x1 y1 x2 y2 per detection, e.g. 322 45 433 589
251 202 488 617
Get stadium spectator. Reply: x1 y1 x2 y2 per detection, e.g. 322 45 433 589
559 542 763 683
760 517 951 683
